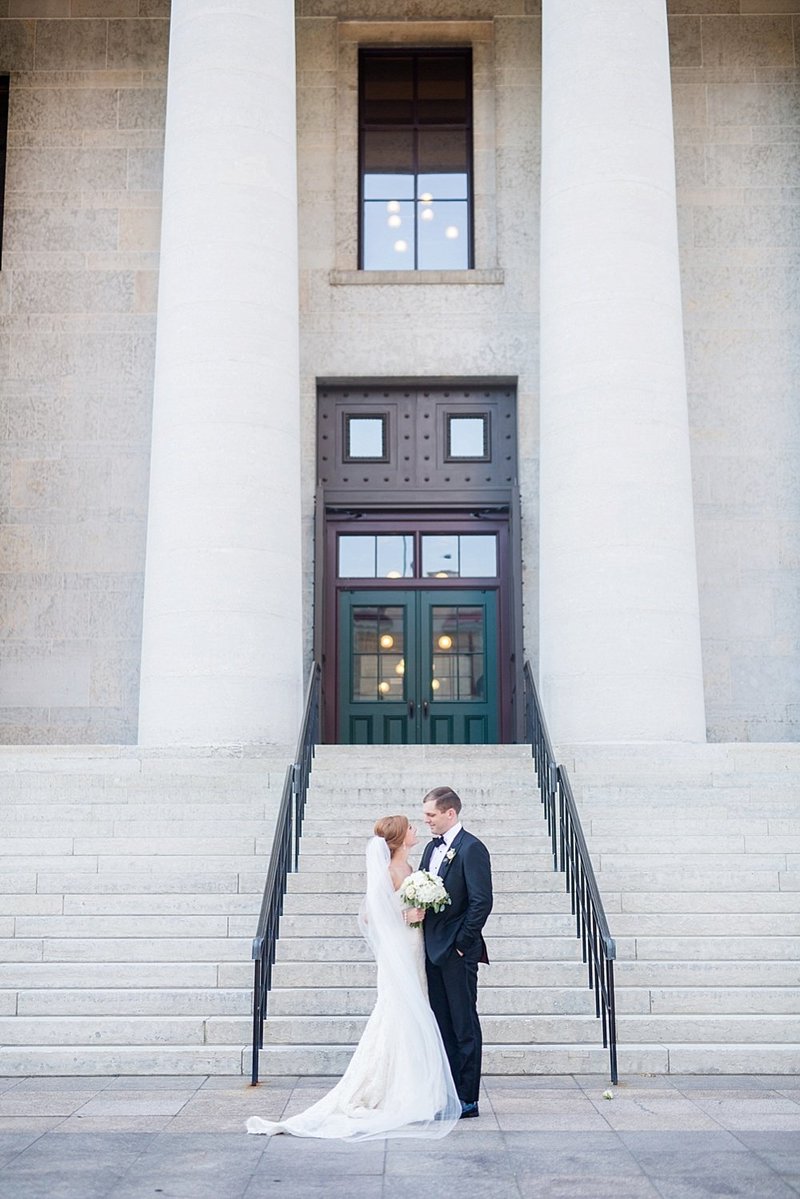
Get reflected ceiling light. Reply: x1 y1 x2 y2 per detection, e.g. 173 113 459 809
421 208 434 222
378 680 391 694
394 239 408 253
386 569 402 579
395 659 405 676
437 635 453 651
379 634 394 649
435 571 449 579
387 200 401 214
431 679 441 692
445 225 459 239
420 192 433 203
387 214 402 229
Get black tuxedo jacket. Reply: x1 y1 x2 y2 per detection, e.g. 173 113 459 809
420 828 493 966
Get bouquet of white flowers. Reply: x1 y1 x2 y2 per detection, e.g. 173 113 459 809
399 870 451 928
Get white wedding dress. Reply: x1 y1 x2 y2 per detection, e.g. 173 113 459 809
246 837 461 1141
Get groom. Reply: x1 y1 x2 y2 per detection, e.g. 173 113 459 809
420 786 493 1119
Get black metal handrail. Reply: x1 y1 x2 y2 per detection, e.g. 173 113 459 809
523 662 618 1083
251 662 321 1085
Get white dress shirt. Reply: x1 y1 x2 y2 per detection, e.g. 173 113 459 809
429 822 462 875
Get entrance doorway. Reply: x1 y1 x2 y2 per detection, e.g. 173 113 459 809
321 510 514 745
339 589 498 744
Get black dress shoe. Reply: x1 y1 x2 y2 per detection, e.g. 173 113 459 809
460 1101 479 1119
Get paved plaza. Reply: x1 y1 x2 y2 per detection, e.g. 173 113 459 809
0 1073 798 1198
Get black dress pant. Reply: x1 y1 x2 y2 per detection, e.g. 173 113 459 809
426 951 482 1104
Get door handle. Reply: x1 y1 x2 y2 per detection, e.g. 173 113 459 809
407 700 415 718
422 700 429 718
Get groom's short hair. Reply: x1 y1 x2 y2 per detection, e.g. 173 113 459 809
424 786 462 815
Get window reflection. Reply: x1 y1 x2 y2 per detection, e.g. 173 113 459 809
421 534 497 578
339 535 414 579
352 606 406 702
346 415 386 459
430 606 485 702
447 414 487 459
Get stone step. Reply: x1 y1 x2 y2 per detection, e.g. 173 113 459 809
256 1041 663 1076
640 987 800 1015
11 872 254 895
281 891 573 915
0 963 222 988
294 853 542 872
57 894 261 916
14 988 251 1016
285 868 564 893
608 913 800 936
274 912 576 938
611 891 800 914
0 937 252 962
626 935 800 960
267 959 591 989
268 986 600 1016
615 959 800 986
0 1045 246 1076
0 1015 231 1046
0 856 271 875
296 835 546 855
274 936 582 962
12 915 238 938
261 1013 608 1046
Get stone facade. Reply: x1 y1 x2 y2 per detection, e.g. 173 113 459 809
0 4 168 742
0 0 798 743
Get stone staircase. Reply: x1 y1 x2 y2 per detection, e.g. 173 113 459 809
1 741 798 1076
261 745 637 1077
0 747 286 1075
563 743 800 1074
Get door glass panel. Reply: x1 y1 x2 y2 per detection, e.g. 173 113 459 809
339 535 413 579
447 415 487 458
351 606 405 701
430 606 484 701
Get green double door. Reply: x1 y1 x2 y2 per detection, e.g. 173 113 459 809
338 589 498 744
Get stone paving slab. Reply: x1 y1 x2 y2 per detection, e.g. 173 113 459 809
0 1074 796 1198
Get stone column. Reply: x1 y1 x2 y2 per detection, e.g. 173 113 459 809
138 0 303 745
538 0 706 742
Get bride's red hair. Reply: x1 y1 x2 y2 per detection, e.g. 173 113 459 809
374 814 408 853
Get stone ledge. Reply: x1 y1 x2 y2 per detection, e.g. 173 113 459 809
329 267 505 286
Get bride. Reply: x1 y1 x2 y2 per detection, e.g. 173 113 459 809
246 814 461 1140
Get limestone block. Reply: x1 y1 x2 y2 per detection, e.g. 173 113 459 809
706 143 800 187
702 15 795 70
139 0 170 16
126 147 163 191
0 649 90 706
9 147 127 191
107 18 169 71
72 0 138 14
5 207 118 252
0 525 48 571
0 20 35 72
10 1 68 13
12 269 134 314
34 19 108 70
117 86 166 130
45 517 146 574
10 87 118 132
668 16 702 68
707 81 800 128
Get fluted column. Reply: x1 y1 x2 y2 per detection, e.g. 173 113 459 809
138 0 303 745
539 0 706 742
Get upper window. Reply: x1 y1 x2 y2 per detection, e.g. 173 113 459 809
359 49 473 272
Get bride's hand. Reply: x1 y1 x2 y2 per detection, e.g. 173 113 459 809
404 907 425 924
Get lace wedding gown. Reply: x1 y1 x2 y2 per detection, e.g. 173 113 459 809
246 837 461 1141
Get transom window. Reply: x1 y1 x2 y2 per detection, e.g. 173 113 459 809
338 532 497 579
359 49 473 271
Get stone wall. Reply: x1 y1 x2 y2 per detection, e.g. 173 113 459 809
0 5 167 742
670 0 800 739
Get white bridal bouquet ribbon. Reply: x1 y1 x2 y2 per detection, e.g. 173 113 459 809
399 870 451 928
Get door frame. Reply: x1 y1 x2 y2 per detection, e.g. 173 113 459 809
320 507 516 743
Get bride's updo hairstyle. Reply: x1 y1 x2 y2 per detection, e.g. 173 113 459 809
374 814 409 853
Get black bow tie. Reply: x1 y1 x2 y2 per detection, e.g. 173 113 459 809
432 836 446 848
